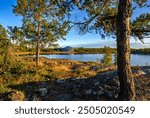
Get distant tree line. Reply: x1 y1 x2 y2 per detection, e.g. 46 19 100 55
131 48 150 55
74 47 150 55
74 46 116 54
11 43 150 55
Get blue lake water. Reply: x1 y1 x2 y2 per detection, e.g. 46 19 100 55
41 54 150 66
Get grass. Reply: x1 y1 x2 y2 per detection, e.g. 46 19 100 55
0 56 115 100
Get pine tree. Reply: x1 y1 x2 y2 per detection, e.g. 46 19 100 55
0 24 9 72
101 46 112 65
13 0 70 66
70 0 150 100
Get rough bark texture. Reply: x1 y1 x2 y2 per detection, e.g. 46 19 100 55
117 0 136 100
36 20 41 66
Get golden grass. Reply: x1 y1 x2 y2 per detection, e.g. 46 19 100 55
51 65 71 72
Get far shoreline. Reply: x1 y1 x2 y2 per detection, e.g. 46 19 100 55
14 51 150 55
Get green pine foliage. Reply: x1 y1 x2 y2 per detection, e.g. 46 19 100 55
70 0 150 40
13 0 70 45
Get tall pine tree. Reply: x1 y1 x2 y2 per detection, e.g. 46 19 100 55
70 0 150 100
13 0 70 66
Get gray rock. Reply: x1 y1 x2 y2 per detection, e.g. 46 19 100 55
70 78 77 81
99 87 104 91
39 88 47 96
49 90 58 95
56 94 73 101
94 82 100 86
56 79 65 84
106 91 113 99
39 82 46 88
85 89 92 95
97 91 104 95
93 92 97 95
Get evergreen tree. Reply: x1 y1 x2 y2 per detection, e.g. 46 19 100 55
70 0 150 100
8 26 28 51
101 46 112 65
101 53 112 65
13 0 70 66
0 24 10 72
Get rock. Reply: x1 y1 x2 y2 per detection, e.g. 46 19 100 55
50 90 58 95
32 94 41 101
70 78 77 81
85 89 92 95
94 82 100 86
39 82 46 88
56 94 73 101
39 88 47 96
107 92 113 98
56 79 65 84
80 76 87 79
72 98 82 101
105 91 113 99
93 92 97 95
97 91 104 95
99 87 104 91
104 85 111 89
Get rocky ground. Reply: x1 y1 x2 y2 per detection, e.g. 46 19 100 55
0 58 150 101
34 67 150 101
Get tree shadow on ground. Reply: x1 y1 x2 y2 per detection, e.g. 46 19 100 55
7 71 120 101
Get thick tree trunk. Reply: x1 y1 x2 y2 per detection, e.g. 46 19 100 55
117 0 136 100
36 21 41 66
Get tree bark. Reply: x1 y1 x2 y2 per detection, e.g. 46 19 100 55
117 0 136 100
36 19 41 66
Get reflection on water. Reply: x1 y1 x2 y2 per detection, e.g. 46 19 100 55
41 54 150 66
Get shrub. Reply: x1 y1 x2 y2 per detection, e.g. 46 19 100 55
8 91 26 101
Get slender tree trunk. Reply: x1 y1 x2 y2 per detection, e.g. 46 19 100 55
117 0 136 100
36 20 41 66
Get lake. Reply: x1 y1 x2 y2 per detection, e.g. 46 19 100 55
41 54 150 66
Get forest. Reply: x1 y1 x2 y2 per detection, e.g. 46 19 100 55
0 0 150 101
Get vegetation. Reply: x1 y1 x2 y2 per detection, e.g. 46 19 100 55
131 48 150 55
0 0 150 101
69 0 150 100
13 0 70 66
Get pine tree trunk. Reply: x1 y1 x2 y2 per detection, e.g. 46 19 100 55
117 0 136 100
36 21 41 66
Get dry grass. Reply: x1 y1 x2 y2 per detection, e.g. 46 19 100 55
51 65 71 72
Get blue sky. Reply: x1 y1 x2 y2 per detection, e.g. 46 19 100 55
0 0 150 48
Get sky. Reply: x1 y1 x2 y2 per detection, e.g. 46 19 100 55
0 0 150 48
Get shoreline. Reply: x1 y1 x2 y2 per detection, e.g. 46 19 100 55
0 57 150 101
15 51 150 55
